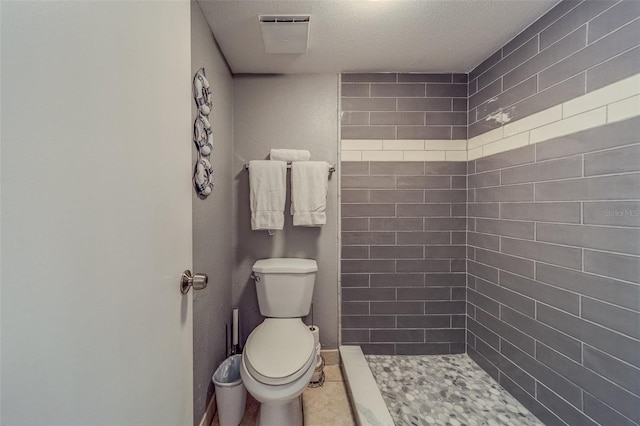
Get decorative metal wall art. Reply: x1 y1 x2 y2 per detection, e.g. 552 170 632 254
192 68 213 196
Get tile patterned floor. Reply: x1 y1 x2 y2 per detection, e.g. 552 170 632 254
303 365 356 426
212 364 355 426
366 354 544 426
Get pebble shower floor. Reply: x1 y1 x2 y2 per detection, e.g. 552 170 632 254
366 354 543 426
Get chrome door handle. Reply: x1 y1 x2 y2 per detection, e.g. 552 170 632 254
180 270 208 294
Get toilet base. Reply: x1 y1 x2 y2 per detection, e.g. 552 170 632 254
256 395 302 426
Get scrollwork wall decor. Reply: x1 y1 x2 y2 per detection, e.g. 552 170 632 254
192 68 213 197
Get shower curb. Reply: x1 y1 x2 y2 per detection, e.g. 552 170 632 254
339 345 394 426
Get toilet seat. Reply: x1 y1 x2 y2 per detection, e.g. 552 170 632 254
244 318 315 386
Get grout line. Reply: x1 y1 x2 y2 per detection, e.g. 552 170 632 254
469 264 640 316
578 295 582 319
476 276 640 348
588 14 640 47
534 340 640 406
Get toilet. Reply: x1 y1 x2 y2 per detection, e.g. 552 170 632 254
240 258 317 426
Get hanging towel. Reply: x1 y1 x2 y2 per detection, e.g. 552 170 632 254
270 149 311 162
249 160 287 231
291 161 330 227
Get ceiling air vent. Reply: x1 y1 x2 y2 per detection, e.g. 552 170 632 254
258 15 310 54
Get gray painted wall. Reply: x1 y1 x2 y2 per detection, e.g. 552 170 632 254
232 74 340 350
191 3 234 423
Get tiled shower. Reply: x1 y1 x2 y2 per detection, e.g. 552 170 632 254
340 1 640 424
465 119 640 425
342 159 468 355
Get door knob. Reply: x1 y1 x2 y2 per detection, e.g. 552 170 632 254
180 270 208 294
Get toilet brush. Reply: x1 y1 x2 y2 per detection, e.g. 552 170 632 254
231 307 241 355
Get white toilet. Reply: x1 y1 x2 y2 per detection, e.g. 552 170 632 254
240 258 317 426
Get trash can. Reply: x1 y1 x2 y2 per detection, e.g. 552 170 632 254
212 354 247 426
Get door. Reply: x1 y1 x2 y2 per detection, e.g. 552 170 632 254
1 1 193 424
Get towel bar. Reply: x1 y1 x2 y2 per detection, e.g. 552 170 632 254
244 162 335 173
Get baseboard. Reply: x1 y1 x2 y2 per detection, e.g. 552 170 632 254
198 393 217 426
321 349 340 365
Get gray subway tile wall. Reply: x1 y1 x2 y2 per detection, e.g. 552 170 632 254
341 74 468 140
339 2 640 423
339 122 640 422
341 161 467 355
468 0 640 139
341 4 639 142
467 118 640 425
536 115 640 160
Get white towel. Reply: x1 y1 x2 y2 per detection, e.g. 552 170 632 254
270 149 311 162
291 161 330 227
249 160 287 231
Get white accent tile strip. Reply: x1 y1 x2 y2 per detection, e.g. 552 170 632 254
563 74 640 119
482 132 529 157
424 139 467 151
468 146 483 161
362 150 403 161
503 105 562 137
341 73 640 162
342 140 383 150
382 139 424 150
467 127 503 150
339 346 395 426
446 150 468 161
340 140 468 162
530 107 607 144
404 150 446 161
608 94 640 124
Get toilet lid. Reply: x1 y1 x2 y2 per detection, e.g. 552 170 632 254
244 318 315 386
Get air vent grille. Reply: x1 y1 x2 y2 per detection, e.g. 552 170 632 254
259 15 310 23
258 15 310 54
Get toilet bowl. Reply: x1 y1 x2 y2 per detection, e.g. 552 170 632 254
240 319 316 426
240 258 318 426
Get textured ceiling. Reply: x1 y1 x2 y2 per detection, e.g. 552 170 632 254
198 0 559 74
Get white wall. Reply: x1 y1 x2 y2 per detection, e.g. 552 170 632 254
232 74 340 349
1 2 193 424
190 2 235 423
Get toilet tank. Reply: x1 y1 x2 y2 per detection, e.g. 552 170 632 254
252 258 317 318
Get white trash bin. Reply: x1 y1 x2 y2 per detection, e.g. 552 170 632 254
212 354 247 426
